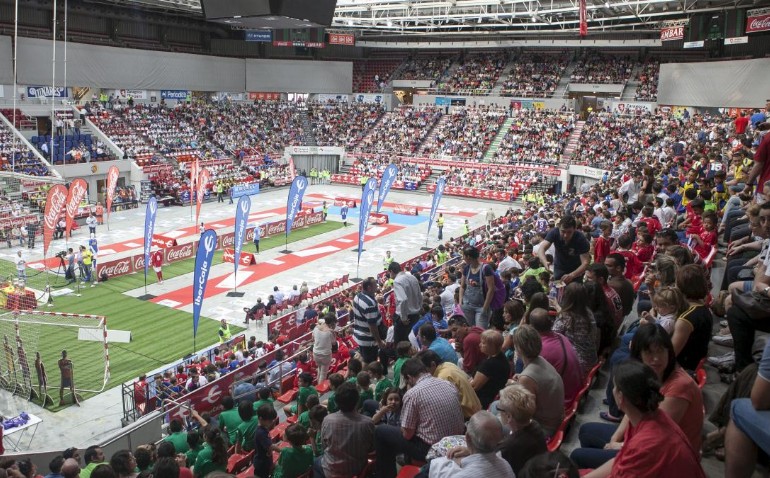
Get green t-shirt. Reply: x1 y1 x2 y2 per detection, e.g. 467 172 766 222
393 357 408 389
298 410 311 430
163 431 190 453
704 200 717 212
273 445 314 478
326 392 338 413
313 431 325 457
218 408 243 445
80 463 100 478
236 417 258 451
374 378 394 401
347 376 358 383
297 385 318 409
358 388 374 410
193 444 226 478
253 398 275 412
186 444 203 468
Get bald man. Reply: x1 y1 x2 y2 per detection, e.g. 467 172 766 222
429 411 515 477
61 458 80 478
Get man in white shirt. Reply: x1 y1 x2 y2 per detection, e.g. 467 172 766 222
389 261 422 344
496 249 522 274
618 171 642 203
440 274 460 316
16 250 26 281
273 286 285 305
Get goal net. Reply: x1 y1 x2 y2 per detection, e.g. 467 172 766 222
0 310 109 401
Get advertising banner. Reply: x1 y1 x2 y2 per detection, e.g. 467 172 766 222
579 0 587 36
223 248 254 267
160 90 189 100
105 166 119 224
328 33 355 45
27 86 67 98
394 204 418 215
143 197 158 280
245 30 272 42
64 179 88 238
115 89 147 100
334 198 357 207
42 185 68 258
248 92 282 101
231 182 260 199
427 177 447 239
192 229 217 337
358 178 378 265
376 164 398 213
369 213 389 225
152 234 177 249
354 94 383 104
233 195 251 278
747 9 770 33
660 26 684 41
196 168 210 226
285 176 308 237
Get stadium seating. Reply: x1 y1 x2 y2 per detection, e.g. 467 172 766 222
0 124 51 176
419 106 507 160
570 52 635 84
635 58 660 101
352 58 403 92
355 106 444 155
500 51 571 98
435 52 507 95
491 110 576 165
309 101 386 148
393 55 455 82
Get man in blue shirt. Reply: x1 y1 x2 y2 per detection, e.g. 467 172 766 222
418 324 458 365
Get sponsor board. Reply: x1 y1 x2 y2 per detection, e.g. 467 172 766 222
223 248 254 266
683 41 704 48
369 213 389 225
152 235 177 249
612 102 654 115
660 26 684 41
164 243 195 263
27 86 68 98
231 182 260 198
245 30 272 42
97 257 133 279
394 204 418 216
248 92 281 101
747 10 770 33
328 33 355 45
272 41 324 48
160 90 189 100
354 94 383 104
428 185 514 202
115 89 147 100
334 198 357 207
725 36 749 45
0 214 39 229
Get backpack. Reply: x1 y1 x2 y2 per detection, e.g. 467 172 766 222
464 263 507 311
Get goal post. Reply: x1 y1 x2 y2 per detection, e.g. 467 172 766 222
0 310 110 400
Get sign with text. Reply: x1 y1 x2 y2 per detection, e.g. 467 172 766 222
160 90 189 100
660 26 684 41
272 41 325 48
724 36 749 44
115 89 147 100
747 10 770 33
231 182 260 199
248 92 281 101
245 30 272 42
27 86 68 98
328 33 355 45
683 41 704 48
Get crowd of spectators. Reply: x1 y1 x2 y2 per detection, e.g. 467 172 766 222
442 166 542 193
570 53 636 84
635 58 661 101
355 106 444 155
307 102 386 148
435 52 508 94
348 156 432 186
394 55 455 82
0 125 50 176
500 52 570 98
420 106 507 160
352 59 403 93
491 110 576 165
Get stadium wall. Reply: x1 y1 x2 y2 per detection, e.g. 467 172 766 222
245 59 353 94
0 36 11 85
658 58 770 108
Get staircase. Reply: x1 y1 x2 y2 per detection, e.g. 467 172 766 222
620 64 642 101
552 60 578 98
561 120 585 165
298 108 317 146
490 60 517 96
419 115 451 155
484 117 514 161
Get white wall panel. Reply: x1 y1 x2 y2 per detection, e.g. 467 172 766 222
245 59 352 94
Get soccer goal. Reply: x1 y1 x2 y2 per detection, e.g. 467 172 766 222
0 310 110 403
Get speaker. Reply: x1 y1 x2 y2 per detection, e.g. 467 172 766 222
202 0 337 27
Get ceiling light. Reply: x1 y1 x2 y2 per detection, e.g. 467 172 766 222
531 15 537 22
347 19 354 26
387 19 393 27
604 1 609 7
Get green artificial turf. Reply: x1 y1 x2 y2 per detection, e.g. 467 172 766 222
0 220 344 409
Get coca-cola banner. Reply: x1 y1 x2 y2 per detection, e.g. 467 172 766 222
105 165 120 222
65 178 88 238
164 243 196 264
334 198 357 207
394 205 418 216
368 213 389 225
223 248 255 267
660 26 684 41
0 214 41 230
43 185 68 258
152 234 177 249
97 256 134 279
196 168 210 226
747 10 770 33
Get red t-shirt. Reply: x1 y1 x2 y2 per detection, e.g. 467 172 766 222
462 327 486 375
594 235 611 266
638 216 661 238
151 250 163 268
661 366 705 451
694 230 716 260
632 243 655 264
735 115 749 134
617 251 643 279
610 409 705 478
756 133 770 193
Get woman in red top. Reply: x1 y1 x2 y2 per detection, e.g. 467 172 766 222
584 360 705 478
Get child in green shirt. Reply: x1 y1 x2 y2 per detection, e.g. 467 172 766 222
273 424 314 478
323 373 344 413
368 362 393 401
392 341 414 389
252 386 275 412
346 358 363 383
234 400 258 453
356 371 374 411
185 431 203 467
298 394 319 430
283 372 317 417
308 405 328 458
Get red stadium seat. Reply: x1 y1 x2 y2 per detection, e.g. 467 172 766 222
547 430 564 452
397 466 422 478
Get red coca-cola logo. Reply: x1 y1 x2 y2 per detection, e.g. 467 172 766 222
44 188 67 231
222 249 234 263
305 212 323 226
220 234 235 248
66 180 88 220
266 221 286 236
165 244 194 263
748 15 770 32
100 258 132 277
133 255 145 270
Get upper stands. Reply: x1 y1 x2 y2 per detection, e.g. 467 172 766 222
435 52 508 95
419 106 507 160
355 106 444 155
635 58 660 101
570 52 635 84
393 55 455 82
500 51 571 98
308 101 386 148
352 58 403 93
491 110 576 165
0 123 51 177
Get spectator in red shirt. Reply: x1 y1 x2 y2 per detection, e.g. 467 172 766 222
744 123 770 203
734 112 749 135
631 233 655 264
448 315 485 375
614 234 643 279
593 220 613 266
690 212 718 260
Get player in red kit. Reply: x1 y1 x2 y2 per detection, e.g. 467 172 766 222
151 249 164 284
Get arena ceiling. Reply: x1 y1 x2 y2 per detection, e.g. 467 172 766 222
99 0 767 37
